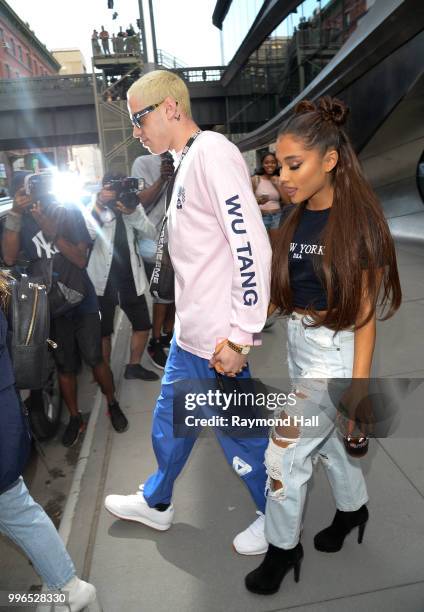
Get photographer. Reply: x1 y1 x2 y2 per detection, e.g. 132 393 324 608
2 171 129 447
86 172 158 381
131 153 175 369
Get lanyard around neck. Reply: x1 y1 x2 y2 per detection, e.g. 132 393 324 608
165 129 202 212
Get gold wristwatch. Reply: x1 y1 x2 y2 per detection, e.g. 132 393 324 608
226 339 251 355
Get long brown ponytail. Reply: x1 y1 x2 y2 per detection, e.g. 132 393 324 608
271 96 402 331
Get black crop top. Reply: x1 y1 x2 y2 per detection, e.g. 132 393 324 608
288 207 330 311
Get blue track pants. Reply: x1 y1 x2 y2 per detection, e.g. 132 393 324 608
143 339 268 512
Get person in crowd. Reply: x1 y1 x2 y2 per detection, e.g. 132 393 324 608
91 29 101 56
104 70 272 556
111 33 118 55
2 172 129 447
244 97 402 595
126 23 136 37
0 271 97 611
251 152 289 236
115 27 125 54
131 153 175 369
99 26 110 55
85 173 159 381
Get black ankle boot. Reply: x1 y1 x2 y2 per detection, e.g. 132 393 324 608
314 505 369 553
245 542 303 595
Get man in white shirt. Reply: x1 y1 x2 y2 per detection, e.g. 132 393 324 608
86 173 158 381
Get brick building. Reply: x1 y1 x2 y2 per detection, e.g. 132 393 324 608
0 0 60 79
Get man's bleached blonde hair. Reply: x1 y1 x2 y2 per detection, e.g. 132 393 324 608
127 70 192 118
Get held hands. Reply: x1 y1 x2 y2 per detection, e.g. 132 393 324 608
209 339 248 377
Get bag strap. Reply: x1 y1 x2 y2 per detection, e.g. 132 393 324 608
154 129 202 247
165 129 202 216
143 181 168 217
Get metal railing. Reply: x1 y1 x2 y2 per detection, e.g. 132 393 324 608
157 49 187 69
171 66 226 83
0 74 96 94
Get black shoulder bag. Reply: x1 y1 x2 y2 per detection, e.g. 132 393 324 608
150 130 201 302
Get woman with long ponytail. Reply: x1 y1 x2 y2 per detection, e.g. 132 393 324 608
245 97 402 595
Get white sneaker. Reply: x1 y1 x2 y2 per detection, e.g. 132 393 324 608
233 511 268 555
104 490 174 531
59 576 97 612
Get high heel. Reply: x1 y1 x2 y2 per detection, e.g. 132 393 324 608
245 542 303 595
358 520 366 544
314 505 369 553
293 556 302 583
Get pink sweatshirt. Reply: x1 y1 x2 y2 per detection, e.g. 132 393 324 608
168 131 272 360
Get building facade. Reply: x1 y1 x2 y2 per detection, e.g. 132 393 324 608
0 0 60 79
53 49 87 75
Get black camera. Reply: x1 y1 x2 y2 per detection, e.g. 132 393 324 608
24 172 54 201
103 176 144 210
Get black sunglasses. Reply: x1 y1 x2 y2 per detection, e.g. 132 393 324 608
131 100 165 128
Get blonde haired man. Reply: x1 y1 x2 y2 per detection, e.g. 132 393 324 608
105 70 272 555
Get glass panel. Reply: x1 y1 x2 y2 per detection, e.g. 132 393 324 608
418 151 424 204
221 0 264 64
226 0 370 139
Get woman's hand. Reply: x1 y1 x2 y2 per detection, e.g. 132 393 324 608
257 194 269 205
339 379 374 437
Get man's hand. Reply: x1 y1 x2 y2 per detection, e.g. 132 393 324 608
30 203 58 241
209 340 247 377
12 188 31 215
160 156 174 182
115 200 136 215
97 186 116 209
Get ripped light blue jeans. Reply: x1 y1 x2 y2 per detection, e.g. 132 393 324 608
265 312 369 549
0 477 75 589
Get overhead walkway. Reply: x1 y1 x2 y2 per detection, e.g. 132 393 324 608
54 243 424 612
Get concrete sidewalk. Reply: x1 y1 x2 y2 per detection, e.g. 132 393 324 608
65 244 424 612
